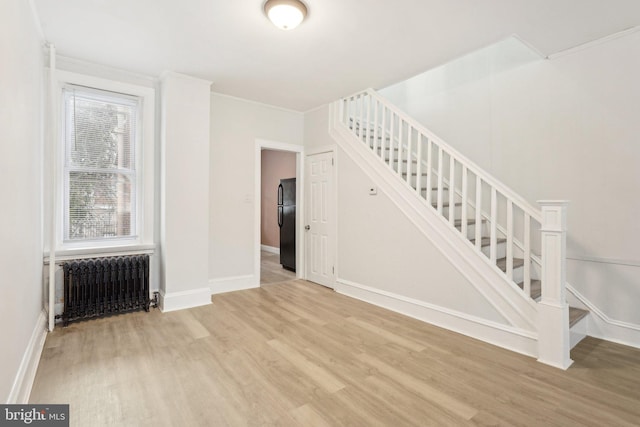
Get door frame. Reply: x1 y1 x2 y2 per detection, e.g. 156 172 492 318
304 145 338 288
254 139 305 283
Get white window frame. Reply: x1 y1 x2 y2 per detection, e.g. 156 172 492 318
55 71 155 254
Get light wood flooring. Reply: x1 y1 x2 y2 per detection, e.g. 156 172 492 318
30 264 640 426
260 250 296 285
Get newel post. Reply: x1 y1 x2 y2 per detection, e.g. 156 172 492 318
536 200 572 369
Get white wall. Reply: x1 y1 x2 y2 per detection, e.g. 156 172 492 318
0 0 44 401
304 105 331 150
160 72 212 310
209 94 303 284
335 148 507 323
380 34 640 329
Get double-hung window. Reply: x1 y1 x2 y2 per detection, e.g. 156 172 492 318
63 86 140 243
55 71 155 253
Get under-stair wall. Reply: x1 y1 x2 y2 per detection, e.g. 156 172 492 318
333 145 540 356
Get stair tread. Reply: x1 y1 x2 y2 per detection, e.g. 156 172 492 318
454 219 484 227
516 279 542 300
470 237 507 247
569 307 589 327
513 283 587 326
421 187 450 194
433 201 463 208
350 127 389 139
375 145 399 151
382 158 417 164
497 257 525 271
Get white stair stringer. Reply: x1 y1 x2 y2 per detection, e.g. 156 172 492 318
329 103 539 355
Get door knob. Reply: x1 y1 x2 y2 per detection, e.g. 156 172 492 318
305 225 310 230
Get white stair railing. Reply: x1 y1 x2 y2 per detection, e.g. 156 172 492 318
336 89 567 307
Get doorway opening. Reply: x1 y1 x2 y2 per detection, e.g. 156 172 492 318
254 140 304 286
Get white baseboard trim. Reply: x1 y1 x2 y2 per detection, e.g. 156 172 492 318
8 310 47 404
335 278 538 358
567 284 640 349
159 287 212 313
260 245 280 255
210 275 258 295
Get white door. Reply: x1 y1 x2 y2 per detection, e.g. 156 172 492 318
305 151 335 288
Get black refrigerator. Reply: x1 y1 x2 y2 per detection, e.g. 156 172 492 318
277 178 296 272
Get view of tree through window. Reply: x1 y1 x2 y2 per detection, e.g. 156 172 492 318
64 87 138 241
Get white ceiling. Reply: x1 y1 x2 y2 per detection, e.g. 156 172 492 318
33 0 640 111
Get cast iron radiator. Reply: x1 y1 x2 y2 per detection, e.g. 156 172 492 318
62 255 150 326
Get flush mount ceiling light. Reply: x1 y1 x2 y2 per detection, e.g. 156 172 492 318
264 0 308 31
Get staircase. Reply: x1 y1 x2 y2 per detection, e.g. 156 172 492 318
330 89 589 369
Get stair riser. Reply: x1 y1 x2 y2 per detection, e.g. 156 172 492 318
368 140 393 147
362 138 392 149
421 188 449 199
360 131 389 138
480 241 507 260
381 156 418 169
381 158 418 168
375 146 414 158
456 223 488 240
506 264 524 284
402 174 429 188
391 165 422 177
437 204 462 220
394 161 421 172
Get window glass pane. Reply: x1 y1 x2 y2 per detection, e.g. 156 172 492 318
68 172 134 240
63 86 139 242
66 93 136 170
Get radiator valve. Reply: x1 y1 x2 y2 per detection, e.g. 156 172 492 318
151 291 160 309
